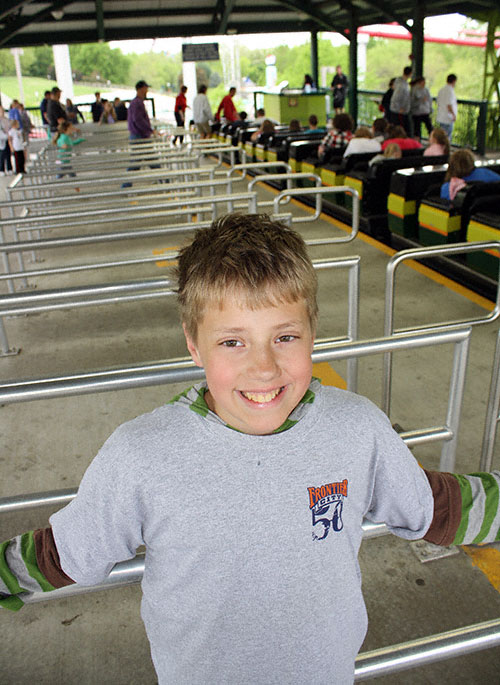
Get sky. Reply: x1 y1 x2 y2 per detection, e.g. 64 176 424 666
109 13 470 55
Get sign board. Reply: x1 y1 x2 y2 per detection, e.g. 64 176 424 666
182 43 220 62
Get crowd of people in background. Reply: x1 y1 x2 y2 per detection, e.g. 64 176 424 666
0 98 33 175
2 66 494 210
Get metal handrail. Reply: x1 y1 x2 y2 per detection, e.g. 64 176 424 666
480 328 500 470
246 172 321 210
0 328 470 464
382 241 500 416
0 168 218 212
273 185 360 229
0 257 358 368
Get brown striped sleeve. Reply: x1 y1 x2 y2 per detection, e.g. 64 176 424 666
422 469 462 546
33 527 75 588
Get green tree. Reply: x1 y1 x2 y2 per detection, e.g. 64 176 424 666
70 43 130 84
128 51 182 91
0 49 15 76
20 45 53 79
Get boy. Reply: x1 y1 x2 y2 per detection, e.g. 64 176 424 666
8 119 25 174
1 214 499 683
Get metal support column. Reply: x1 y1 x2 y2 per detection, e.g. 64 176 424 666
411 1 425 79
348 12 358 125
310 29 319 91
482 12 500 150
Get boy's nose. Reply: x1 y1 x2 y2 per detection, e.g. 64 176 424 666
248 345 279 379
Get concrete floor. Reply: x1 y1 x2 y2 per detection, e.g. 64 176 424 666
0 145 499 683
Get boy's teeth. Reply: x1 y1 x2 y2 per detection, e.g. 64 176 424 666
243 388 281 403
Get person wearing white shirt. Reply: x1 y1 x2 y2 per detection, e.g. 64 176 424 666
192 84 213 138
436 74 458 138
343 127 381 157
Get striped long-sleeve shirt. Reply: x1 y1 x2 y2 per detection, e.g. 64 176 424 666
1 469 499 611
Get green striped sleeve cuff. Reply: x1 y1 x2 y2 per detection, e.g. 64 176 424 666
452 471 500 545
0 529 72 612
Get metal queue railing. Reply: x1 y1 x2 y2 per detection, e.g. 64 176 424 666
272 185 360 228
3 328 495 680
0 255 358 377
0 182 359 295
0 190 258 295
25 143 241 186
382 244 500 461
480 328 500 471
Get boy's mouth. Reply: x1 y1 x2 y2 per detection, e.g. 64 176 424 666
240 387 284 404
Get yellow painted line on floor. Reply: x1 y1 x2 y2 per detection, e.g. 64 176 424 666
152 245 178 267
313 362 347 389
317 210 495 313
462 545 500 592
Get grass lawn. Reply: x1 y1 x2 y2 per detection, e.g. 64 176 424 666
0 76 111 108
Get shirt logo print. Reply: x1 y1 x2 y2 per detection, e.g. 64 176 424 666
307 480 348 541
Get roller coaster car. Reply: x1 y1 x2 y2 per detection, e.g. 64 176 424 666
466 204 500 280
419 178 500 248
344 155 449 231
387 165 448 240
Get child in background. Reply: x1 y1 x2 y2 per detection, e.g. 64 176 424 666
441 148 500 201
7 119 25 174
1 214 499 684
53 120 85 178
424 127 450 158
368 141 402 166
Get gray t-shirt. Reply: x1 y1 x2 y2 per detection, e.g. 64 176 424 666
51 382 433 684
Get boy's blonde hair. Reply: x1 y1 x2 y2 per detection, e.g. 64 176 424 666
177 213 318 340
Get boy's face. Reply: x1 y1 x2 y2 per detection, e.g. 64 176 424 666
184 292 315 435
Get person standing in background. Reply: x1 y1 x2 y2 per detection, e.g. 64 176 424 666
192 84 213 138
436 74 458 139
8 119 25 174
66 98 85 125
410 77 433 140
18 104 32 163
127 80 155 141
215 87 238 123
173 85 188 144
40 90 51 137
91 92 104 123
331 65 348 113
47 87 68 135
113 98 128 121
0 106 11 175
389 66 412 134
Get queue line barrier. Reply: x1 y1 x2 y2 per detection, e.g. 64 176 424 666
1 328 492 679
480 328 500 470
382 244 500 458
0 256 359 384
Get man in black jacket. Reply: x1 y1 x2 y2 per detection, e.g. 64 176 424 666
46 87 67 134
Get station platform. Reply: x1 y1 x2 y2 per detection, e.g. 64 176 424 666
0 154 499 683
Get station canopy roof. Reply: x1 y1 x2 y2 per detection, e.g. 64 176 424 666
1 1 498 49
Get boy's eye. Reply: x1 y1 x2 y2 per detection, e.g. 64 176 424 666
221 339 242 347
276 334 297 343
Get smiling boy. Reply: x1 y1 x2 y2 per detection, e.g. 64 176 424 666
1 214 500 683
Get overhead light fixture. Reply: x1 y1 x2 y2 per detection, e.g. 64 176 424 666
51 10 64 21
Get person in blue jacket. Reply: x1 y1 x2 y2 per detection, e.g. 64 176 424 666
441 149 500 201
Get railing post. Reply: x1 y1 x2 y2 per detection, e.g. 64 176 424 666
476 100 488 156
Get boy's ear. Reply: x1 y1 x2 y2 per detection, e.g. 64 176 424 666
182 323 203 367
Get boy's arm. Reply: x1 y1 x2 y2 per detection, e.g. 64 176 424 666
423 469 500 546
0 527 74 611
